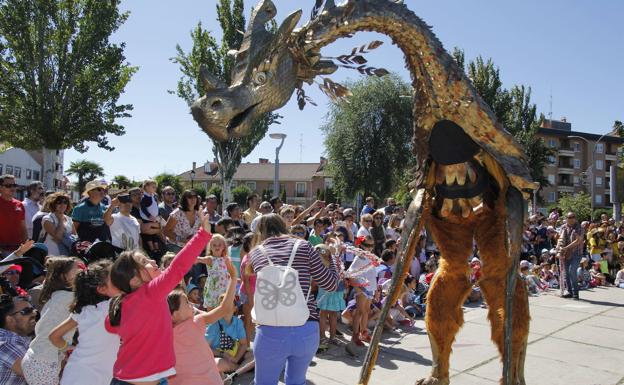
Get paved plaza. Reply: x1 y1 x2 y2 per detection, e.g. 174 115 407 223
234 287 624 385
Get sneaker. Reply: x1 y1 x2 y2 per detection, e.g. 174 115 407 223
561 293 573 298
335 329 344 337
573 294 579 300
328 338 341 346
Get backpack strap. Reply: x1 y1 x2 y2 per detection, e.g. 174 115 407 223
257 245 273 266
287 240 303 269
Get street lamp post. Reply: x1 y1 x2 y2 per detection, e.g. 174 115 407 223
269 133 287 199
190 161 196 189
568 133 611 221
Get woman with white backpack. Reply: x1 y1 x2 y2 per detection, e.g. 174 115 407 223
249 214 338 385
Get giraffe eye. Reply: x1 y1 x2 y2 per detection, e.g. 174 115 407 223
253 71 268 85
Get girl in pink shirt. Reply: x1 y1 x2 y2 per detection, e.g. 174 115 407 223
166 256 237 385
105 216 212 385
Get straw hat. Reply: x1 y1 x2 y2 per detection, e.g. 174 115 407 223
83 179 108 196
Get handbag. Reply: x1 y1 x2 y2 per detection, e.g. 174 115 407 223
217 321 239 357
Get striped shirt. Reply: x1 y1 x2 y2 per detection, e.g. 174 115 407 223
0 328 30 385
250 236 338 321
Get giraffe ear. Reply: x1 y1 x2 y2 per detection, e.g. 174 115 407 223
275 9 302 45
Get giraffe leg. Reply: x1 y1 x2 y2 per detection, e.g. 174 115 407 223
416 215 474 385
475 200 529 385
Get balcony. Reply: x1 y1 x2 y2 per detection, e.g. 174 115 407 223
557 185 575 193
557 166 574 174
558 148 575 157
605 153 617 161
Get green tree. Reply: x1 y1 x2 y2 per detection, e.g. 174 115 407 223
231 185 252 207
322 74 413 199
0 0 137 189
112 175 132 189
153 173 184 195
454 50 552 187
170 0 279 212
66 160 104 194
557 192 592 222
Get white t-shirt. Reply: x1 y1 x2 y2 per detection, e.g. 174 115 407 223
347 255 378 291
357 226 371 238
41 213 74 256
61 300 120 385
24 290 74 363
109 213 140 250
22 198 41 239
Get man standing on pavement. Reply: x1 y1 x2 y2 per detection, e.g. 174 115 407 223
158 186 177 221
22 182 43 240
556 211 584 300
0 295 37 385
0 175 27 256
242 193 261 227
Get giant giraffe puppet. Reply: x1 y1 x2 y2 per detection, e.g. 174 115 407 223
191 1 538 384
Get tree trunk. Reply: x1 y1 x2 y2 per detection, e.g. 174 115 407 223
221 172 232 216
42 147 59 191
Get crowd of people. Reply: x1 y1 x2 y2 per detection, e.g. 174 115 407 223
0 171 622 385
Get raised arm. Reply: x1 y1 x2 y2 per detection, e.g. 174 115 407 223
293 200 322 225
147 214 212 299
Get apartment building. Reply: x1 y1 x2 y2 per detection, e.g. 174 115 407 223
538 119 623 208
178 158 332 206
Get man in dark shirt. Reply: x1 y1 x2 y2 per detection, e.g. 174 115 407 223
158 186 177 220
71 180 114 242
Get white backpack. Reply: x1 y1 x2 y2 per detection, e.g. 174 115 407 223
252 240 310 326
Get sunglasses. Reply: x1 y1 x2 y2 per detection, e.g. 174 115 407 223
3 270 19 276
567 216 576 219
94 188 104 192
9 306 37 316
2 183 17 188
362 243 374 248
56 200 69 205
292 232 306 237
164 192 175 196
363 219 373 223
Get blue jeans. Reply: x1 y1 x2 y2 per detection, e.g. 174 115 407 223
565 255 581 296
254 321 319 385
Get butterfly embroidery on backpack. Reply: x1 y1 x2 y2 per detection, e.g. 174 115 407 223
255 273 299 310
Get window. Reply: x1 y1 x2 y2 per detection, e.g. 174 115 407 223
573 176 580 185
595 176 602 186
296 182 306 197
573 159 581 169
595 195 603 205
573 142 581 152
33 171 40 180
14 167 21 178
547 174 555 185
547 192 556 202
5 165 12 175
595 159 603 170
596 143 604 154
547 139 557 148
547 155 556 165
25 169 32 179
55 163 61 171
246 182 257 191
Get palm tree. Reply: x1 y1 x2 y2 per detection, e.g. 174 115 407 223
112 175 132 189
66 160 104 194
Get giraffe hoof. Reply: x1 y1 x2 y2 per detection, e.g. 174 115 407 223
415 377 449 385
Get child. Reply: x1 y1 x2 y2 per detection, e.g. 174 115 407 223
401 275 424 318
21 257 84 385
198 234 230 311
140 180 163 254
590 262 607 286
204 297 254 377
166 255 238 385
540 263 558 288
346 235 378 346
49 260 119 385
239 233 256 342
316 244 346 345
615 266 624 288
186 284 201 306
577 258 593 289
105 215 212 385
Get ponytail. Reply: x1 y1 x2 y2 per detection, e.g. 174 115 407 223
108 294 124 327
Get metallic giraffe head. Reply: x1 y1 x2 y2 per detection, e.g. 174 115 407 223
191 0 302 142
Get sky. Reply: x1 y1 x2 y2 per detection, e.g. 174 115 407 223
64 0 624 182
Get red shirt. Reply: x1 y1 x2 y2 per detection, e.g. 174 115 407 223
105 229 211 380
0 198 25 247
